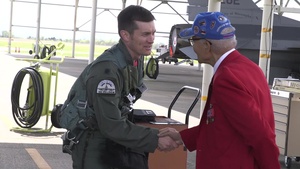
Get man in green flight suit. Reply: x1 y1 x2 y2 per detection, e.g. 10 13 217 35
71 5 178 169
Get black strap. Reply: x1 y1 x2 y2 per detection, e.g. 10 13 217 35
81 130 92 169
63 116 97 155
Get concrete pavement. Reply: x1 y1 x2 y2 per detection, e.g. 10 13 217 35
0 52 299 169
0 52 199 169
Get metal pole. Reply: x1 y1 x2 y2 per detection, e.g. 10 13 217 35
200 0 221 117
258 0 274 83
8 0 14 54
122 0 126 9
71 0 79 58
88 0 97 64
35 0 42 56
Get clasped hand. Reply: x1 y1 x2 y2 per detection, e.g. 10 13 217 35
157 127 183 152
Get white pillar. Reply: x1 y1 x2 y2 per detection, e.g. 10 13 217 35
8 0 14 54
258 0 274 83
35 0 42 56
89 0 97 64
199 0 222 116
71 0 79 58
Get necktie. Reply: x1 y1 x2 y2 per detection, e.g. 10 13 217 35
133 60 138 67
202 76 214 124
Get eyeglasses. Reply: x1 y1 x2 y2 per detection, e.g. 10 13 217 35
188 38 212 46
188 38 201 46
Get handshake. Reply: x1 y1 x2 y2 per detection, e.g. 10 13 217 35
157 127 183 152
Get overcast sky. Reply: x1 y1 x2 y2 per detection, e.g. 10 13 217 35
0 0 190 44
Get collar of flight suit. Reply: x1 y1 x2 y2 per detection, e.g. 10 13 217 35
117 39 135 67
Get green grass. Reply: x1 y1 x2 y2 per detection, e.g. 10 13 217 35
0 38 111 58
0 38 189 65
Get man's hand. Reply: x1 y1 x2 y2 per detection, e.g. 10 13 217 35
158 127 183 145
157 136 179 152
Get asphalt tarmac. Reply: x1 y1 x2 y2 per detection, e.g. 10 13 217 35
0 53 299 169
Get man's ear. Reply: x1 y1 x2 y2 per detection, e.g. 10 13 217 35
120 30 130 41
205 40 211 51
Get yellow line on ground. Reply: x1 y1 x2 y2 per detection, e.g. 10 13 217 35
26 148 52 169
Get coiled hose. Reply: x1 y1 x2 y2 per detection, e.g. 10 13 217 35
11 66 44 128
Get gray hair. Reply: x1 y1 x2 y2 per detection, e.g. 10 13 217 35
209 36 237 54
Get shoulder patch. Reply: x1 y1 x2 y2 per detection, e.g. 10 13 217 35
97 80 116 94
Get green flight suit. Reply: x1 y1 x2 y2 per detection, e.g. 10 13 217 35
71 40 159 169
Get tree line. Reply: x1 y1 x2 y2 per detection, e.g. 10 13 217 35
1 30 164 49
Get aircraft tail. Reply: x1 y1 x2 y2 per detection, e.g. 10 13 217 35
187 0 261 23
188 0 259 9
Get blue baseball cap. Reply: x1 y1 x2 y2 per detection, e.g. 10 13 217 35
179 12 235 40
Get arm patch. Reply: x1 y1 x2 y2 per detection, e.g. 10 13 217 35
97 79 116 94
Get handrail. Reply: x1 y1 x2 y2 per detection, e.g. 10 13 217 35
16 56 65 64
167 85 201 125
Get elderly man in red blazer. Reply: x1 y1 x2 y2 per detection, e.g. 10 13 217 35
159 12 280 169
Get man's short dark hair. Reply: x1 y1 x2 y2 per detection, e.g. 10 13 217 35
118 5 155 35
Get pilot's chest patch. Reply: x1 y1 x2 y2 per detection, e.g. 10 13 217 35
97 80 116 94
